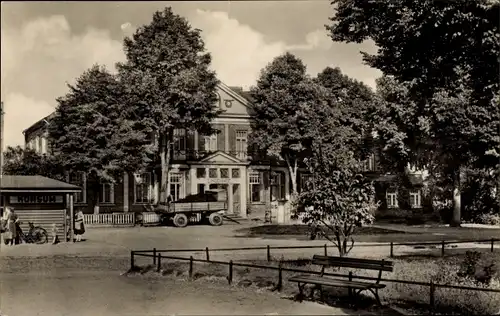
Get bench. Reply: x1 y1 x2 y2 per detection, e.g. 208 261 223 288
288 255 394 306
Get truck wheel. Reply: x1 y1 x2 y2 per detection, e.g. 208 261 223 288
173 214 188 228
208 213 223 226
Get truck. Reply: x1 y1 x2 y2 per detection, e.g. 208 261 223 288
150 189 228 227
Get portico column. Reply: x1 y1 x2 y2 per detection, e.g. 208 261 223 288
240 167 247 218
190 168 197 195
227 183 234 215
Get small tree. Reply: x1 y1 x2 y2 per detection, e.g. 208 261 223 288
2 146 65 180
118 7 221 204
295 129 377 257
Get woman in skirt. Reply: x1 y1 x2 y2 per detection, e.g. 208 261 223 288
74 210 85 242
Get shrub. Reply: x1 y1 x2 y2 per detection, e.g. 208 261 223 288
476 212 500 226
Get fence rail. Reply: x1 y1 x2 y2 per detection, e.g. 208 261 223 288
132 238 499 258
84 213 135 226
129 237 500 311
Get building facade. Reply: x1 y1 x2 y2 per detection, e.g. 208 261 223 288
23 82 424 220
23 83 320 218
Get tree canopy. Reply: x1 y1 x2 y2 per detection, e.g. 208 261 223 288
2 146 65 181
249 52 332 194
117 7 221 204
327 0 500 225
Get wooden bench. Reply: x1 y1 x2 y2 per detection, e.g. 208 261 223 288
289 255 394 306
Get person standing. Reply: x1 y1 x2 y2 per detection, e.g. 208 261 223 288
4 207 18 246
74 209 85 242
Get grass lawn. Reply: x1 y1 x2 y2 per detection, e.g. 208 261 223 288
128 249 500 316
235 224 404 237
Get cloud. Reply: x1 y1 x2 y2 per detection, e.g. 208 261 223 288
189 10 335 90
2 94 54 148
1 15 125 149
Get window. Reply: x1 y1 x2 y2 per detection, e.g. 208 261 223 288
220 168 229 178
386 190 398 208
99 183 114 204
173 129 186 159
300 174 313 192
38 137 43 154
134 173 152 204
204 134 217 152
69 172 87 204
363 153 375 171
271 172 286 201
410 190 422 208
231 168 240 178
169 172 184 201
249 172 261 202
236 130 248 159
196 168 206 179
209 168 217 178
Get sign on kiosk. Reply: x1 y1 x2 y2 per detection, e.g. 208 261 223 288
9 195 64 204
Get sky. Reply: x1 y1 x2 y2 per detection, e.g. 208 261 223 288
0 1 382 149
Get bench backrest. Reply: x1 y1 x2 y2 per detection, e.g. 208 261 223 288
312 255 394 272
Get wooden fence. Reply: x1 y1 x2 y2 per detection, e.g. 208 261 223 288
131 238 500 313
84 213 135 226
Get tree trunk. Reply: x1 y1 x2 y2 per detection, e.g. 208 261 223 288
159 133 171 204
91 181 100 215
450 169 461 227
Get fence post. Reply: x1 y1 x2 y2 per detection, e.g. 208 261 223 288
189 256 194 279
267 245 271 261
441 241 445 257
348 271 353 297
206 247 210 261
324 244 327 256
429 280 435 312
491 238 495 252
390 242 394 258
277 261 283 291
228 260 233 285
157 253 162 272
153 248 157 265
130 251 135 269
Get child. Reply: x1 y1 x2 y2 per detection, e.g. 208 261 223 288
51 223 60 244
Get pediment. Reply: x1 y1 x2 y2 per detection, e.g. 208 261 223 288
215 83 254 117
199 151 242 164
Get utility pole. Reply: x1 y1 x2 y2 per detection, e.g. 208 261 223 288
1 101 4 210
0 101 3 179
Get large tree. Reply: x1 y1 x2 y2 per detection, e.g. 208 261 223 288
314 66 378 158
118 7 221 205
328 0 500 226
249 52 331 197
2 146 65 180
49 65 147 213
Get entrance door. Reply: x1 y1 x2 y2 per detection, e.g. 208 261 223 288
232 184 241 216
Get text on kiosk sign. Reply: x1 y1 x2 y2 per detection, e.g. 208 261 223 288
10 195 64 204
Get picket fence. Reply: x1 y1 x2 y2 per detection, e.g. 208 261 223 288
84 213 135 226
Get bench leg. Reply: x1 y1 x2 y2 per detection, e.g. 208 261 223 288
364 288 383 306
296 283 306 302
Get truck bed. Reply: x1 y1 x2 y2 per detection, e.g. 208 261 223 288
169 201 227 213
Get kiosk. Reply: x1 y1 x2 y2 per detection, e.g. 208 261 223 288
0 175 81 242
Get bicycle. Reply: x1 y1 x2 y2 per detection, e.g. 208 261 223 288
17 222 49 244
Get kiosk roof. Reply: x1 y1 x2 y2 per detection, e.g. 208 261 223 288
0 175 81 193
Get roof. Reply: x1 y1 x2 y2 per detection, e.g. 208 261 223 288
23 112 56 135
0 175 81 193
229 86 253 102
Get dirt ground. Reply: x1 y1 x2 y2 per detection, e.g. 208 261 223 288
1 223 497 315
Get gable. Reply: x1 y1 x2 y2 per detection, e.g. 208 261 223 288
199 151 242 164
216 83 254 117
